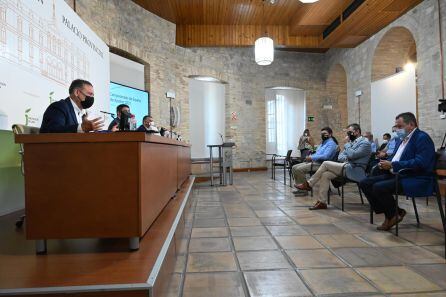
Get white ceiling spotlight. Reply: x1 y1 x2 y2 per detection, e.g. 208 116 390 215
299 0 319 3
269 0 277 4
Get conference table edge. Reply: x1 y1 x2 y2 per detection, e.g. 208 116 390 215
15 132 190 147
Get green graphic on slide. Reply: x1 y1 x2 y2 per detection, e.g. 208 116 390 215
24 108 31 125
49 91 55 103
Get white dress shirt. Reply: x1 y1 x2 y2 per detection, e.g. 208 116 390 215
391 128 417 162
69 98 85 133
146 125 161 136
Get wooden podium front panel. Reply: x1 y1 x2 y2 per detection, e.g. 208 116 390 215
177 146 191 189
139 143 178 235
24 142 140 239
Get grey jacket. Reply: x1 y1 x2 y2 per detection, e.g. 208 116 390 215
338 136 372 182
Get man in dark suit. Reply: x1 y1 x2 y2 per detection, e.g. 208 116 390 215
359 112 436 231
108 104 130 131
136 115 161 135
40 79 103 133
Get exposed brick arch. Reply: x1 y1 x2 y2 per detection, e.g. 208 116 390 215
372 27 417 82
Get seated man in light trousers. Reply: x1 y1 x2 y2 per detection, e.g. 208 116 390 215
292 127 338 196
297 123 371 210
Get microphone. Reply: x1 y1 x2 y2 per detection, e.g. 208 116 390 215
218 132 224 144
100 111 115 118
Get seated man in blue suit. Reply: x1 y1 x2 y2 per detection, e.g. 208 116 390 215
359 112 436 231
40 79 103 133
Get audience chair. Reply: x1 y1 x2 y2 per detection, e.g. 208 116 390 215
272 150 292 185
11 124 40 228
328 155 375 211
287 155 304 187
391 157 446 258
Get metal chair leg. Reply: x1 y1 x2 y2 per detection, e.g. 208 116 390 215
395 194 399 236
426 196 429 206
283 165 286 185
327 188 331 205
358 184 364 205
129 237 140 251
370 207 374 224
411 197 420 227
36 239 47 255
337 188 341 196
341 185 345 212
434 182 446 259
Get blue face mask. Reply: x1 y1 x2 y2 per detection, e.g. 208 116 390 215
395 128 408 139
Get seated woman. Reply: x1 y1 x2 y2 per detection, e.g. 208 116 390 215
137 115 161 135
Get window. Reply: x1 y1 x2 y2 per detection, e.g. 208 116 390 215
17 17 22 33
29 43 34 59
0 7 6 22
275 94 286 155
17 37 22 52
265 88 306 157
266 99 276 144
0 27 5 44
189 78 226 159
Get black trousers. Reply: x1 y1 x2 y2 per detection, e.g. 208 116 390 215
359 171 403 219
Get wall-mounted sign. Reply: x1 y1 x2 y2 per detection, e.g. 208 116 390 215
307 116 315 122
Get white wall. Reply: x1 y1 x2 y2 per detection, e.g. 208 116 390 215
189 79 226 159
110 52 145 90
371 66 417 140
265 88 306 157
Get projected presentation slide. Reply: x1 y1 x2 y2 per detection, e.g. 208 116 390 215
109 82 149 127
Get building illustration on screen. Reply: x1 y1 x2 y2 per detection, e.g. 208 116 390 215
0 0 89 86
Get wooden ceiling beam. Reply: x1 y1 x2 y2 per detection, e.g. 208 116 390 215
133 0 424 51
319 0 422 48
289 0 351 36
176 24 321 48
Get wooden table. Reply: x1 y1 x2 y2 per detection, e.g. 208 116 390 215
15 132 191 254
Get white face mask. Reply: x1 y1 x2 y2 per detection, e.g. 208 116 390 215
382 140 388 144
149 121 155 126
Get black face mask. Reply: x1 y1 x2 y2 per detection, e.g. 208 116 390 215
79 93 94 109
321 134 329 141
347 131 356 142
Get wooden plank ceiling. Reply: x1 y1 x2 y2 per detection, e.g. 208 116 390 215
133 0 423 52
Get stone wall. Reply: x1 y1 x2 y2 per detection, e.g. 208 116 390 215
65 0 446 167
326 0 446 146
65 0 334 168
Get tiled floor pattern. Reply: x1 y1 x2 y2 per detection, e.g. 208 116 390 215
169 172 446 297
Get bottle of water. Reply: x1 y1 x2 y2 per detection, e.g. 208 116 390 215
130 115 137 131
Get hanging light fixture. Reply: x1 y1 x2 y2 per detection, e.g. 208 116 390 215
255 1 274 65
299 0 319 3
255 37 274 65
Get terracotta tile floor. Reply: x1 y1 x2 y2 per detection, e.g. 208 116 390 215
168 171 445 296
